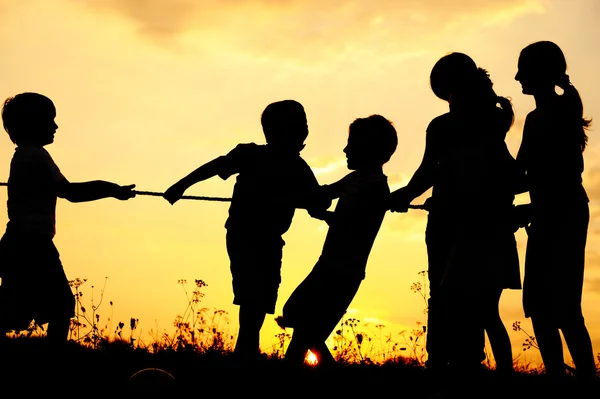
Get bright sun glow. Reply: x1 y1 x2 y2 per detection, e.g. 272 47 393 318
305 350 318 366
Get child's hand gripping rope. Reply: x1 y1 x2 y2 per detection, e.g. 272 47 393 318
0 182 427 207
0 183 231 202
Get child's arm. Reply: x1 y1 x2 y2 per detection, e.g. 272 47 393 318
57 179 136 202
163 157 225 205
164 143 256 205
303 173 352 221
306 173 357 224
514 113 534 196
308 209 336 225
389 124 438 212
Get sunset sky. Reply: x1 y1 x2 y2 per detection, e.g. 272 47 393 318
1 0 599 367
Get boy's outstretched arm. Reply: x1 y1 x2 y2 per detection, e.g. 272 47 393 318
308 209 335 225
163 157 224 205
389 127 438 212
57 179 136 202
303 173 352 221
389 163 435 212
306 172 361 223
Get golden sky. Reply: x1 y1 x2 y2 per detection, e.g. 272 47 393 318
1 0 599 366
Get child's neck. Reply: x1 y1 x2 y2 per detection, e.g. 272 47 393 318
534 89 558 110
18 142 47 148
354 165 383 174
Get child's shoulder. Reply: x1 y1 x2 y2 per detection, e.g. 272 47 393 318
224 142 265 162
525 109 539 122
521 109 543 130
427 112 453 130
230 142 263 152
13 146 53 163
345 171 388 191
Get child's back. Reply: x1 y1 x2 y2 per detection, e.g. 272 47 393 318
315 169 389 279
6 146 64 237
220 141 319 243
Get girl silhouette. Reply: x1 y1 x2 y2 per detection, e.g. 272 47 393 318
390 53 523 384
515 40 596 382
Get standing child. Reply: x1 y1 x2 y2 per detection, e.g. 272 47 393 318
438 65 523 380
163 100 324 363
515 41 596 383
388 53 487 374
275 114 397 367
0 92 136 350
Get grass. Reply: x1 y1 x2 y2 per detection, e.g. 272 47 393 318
0 275 599 396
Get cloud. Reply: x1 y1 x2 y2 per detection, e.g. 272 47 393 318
71 0 546 61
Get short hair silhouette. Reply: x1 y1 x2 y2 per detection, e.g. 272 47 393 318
517 40 590 151
348 114 398 165
260 99 308 147
430 52 478 102
2 92 55 144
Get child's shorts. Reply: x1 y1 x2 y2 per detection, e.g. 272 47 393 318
226 231 283 315
280 261 362 334
0 231 75 331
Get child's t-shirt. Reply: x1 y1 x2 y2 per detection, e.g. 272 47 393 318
6 146 66 237
217 143 320 244
316 170 389 279
517 107 588 206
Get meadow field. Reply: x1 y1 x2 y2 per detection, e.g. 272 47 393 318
0 277 598 397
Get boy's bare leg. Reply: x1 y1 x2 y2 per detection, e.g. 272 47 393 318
483 289 513 374
284 334 309 366
531 316 567 381
47 317 70 351
234 305 266 361
0 326 7 352
312 341 336 367
561 314 596 383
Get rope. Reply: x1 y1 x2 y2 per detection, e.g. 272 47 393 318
132 190 231 202
0 182 427 208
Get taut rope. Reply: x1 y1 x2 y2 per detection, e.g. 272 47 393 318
0 182 427 209
0 182 231 202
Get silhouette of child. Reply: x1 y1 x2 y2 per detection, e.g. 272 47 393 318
388 53 485 374
163 100 325 363
515 41 596 383
0 92 136 349
275 115 397 367
389 53 524 380
438 65 523 378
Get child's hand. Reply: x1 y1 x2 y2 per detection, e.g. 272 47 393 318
512 203 532 231
308 209 335 226
164 183 186 205
308 207 328 221
389 187 412 213
115 184 136 200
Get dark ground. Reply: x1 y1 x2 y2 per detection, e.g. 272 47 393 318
0 339 597 397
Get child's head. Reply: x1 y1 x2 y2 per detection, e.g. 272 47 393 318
261 100 308 153
516 41 590 151
449 67 515 139
449 68 496 111
430 52 478 102
515 41 567 96
344 115 398 171
2 92 57 146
